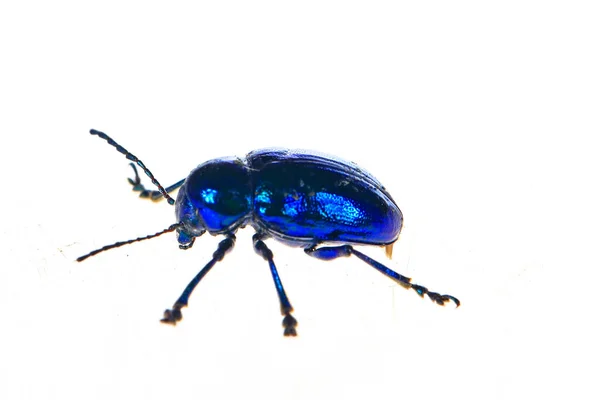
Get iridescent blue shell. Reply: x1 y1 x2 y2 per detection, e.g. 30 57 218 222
176 148 402 247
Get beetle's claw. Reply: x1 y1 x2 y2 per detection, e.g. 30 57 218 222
427 292 460 307
442 294 460 307
410 285 460 308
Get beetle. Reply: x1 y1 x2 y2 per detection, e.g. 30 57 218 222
78 129 459 336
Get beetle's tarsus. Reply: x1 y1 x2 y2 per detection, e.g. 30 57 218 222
413 287 460 307
283 314 298 336
411 284 426 297
161 306 183 325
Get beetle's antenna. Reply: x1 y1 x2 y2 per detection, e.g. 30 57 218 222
90 129 176 205
77 223 181 262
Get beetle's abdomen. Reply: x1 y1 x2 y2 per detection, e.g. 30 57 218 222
253 162 402 245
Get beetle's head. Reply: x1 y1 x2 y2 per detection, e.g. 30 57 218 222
175 157 252 246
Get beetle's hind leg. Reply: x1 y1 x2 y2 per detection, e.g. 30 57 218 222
128 163 185 202
253 233 298 336
304 245 460 307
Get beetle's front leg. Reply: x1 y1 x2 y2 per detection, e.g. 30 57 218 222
90 129 177 205
161 234 236 325
128 163 185 202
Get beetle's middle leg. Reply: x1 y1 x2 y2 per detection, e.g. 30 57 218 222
304 245 460 307
253 233 298 337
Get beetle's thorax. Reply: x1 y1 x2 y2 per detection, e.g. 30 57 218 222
175 157 253 245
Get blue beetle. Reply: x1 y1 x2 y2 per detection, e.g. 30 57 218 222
78 129 459 336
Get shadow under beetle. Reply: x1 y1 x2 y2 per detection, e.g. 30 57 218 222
78 129 459 336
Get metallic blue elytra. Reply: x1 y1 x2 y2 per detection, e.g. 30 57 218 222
78 129 459 337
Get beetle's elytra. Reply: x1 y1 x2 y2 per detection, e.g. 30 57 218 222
78 129 459 336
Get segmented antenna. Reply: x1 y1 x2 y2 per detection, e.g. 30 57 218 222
90 129 176 205
77 223 181 262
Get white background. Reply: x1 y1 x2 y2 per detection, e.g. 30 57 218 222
1 1 598 399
